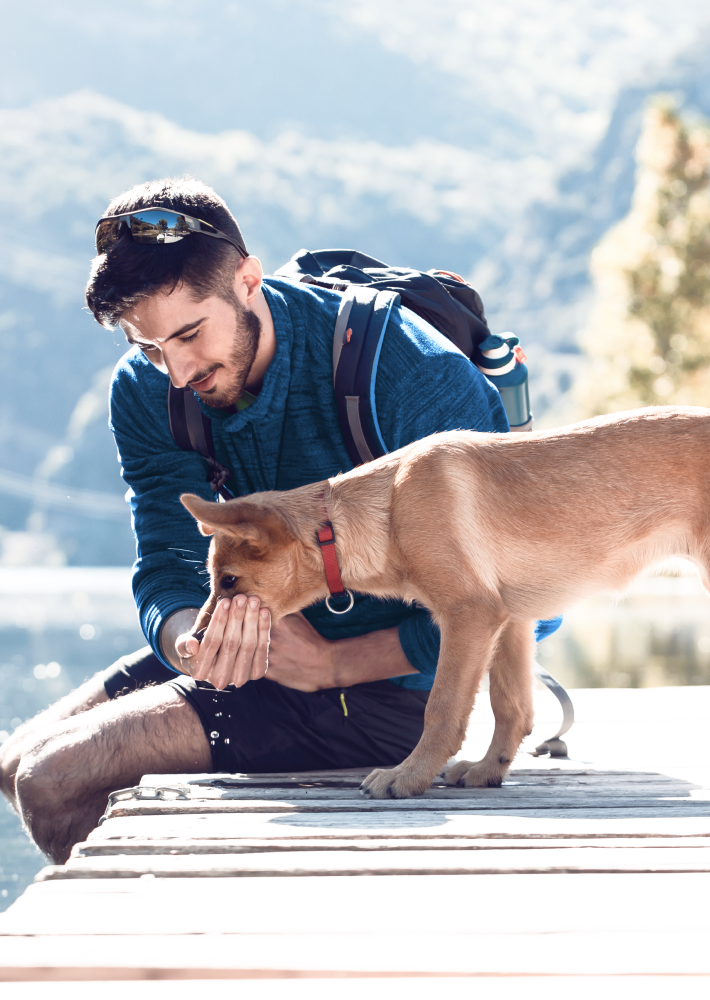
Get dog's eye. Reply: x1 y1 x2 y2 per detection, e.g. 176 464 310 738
220 575 238 590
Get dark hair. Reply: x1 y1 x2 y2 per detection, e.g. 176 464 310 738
86 177 248 328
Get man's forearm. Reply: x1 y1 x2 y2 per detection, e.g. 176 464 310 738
160 607 200 672
330 626 419 687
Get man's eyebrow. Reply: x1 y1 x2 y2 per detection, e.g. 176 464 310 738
123 317 207 347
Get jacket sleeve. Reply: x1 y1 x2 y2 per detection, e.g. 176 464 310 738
109 353 214 669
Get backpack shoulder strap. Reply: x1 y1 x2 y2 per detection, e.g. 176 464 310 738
332 286 400 466
168 383 213 457
168 384 234 500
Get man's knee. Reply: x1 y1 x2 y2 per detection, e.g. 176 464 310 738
15 733 79 825
0 671 109 806
15 685 210 861
14 728 100 863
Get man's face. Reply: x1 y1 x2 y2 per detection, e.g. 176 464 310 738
120 283 261 409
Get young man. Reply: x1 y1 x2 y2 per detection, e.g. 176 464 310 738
6 179 559 863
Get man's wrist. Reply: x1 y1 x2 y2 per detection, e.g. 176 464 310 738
160 607 200 672
327 627 419 688
322 639 339 689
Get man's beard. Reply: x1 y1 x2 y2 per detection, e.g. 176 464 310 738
191 303 261 409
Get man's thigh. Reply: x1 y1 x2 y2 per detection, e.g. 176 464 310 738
2 646 177 805
20 683 211 803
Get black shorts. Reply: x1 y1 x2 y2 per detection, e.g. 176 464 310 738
169 674 428 773
102 646 176 699
103 646 429 774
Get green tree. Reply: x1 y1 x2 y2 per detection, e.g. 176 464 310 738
578 101 710 415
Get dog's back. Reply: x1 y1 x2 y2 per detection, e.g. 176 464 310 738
390 405 710 620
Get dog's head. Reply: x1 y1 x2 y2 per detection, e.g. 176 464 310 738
180 493 327 631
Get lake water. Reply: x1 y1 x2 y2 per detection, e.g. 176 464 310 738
0 567 145 910
2 564 710 912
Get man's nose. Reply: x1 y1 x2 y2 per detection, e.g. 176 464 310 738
163 349 195 389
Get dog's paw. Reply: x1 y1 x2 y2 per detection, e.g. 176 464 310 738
359 765 430 799
442 759 505 788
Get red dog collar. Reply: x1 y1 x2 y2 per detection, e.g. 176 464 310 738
316 504 354 615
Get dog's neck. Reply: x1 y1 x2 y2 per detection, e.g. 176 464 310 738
263 457 404 601
319 460 402 595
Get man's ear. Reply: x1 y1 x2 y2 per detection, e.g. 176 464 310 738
180 494 271 550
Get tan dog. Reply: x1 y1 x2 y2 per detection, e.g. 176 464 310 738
181 405 710 799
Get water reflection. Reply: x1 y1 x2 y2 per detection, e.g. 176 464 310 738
537 570 710 689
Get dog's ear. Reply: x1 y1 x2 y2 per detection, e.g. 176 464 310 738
180 494 281 554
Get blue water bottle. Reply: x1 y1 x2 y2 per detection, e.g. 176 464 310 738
473 334 533 431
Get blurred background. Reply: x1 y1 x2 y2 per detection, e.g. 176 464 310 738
3 0 710 905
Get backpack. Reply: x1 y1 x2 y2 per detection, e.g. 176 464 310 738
168 247 493 497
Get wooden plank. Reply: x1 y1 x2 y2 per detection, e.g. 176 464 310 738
104 797 710 819
72 836 710 857
126 786 708 802
89 811 710 841
3 873 707 937
197 789 710 803
34 845 710 878
2 872 710 977
141 768 699 788
137 778 705 798
1 929 709 979
1 873 709 980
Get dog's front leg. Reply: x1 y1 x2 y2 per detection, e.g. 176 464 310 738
444 618 535 788
360 609 505 799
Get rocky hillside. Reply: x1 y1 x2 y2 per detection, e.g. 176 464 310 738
2 0 710 563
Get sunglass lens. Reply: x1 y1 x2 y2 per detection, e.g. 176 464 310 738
128 210 191 244
95 217 124 254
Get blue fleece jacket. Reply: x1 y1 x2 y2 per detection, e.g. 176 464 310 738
109 276 561 690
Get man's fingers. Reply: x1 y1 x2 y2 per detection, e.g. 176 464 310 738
210 595 248 689
174 596 270 690
191 598 231 681
176 635 198 660
251 608 271 680
229 597 261 687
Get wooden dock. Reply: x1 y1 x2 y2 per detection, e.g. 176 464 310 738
1 685 709 991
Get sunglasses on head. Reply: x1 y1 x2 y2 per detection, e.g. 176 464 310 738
95 207 248 257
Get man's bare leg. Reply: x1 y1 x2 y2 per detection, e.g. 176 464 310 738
0 672 109 809
15 685 211 864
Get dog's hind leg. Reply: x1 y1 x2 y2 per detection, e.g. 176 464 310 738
360 606 506 800
443 618 535 788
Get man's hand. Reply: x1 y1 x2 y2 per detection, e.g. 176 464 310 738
267 613 420 691
265 613 336 692
175 596 271 690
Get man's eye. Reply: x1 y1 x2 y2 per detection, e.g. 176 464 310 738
181 331 199 343
221 575 237 590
